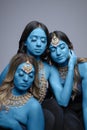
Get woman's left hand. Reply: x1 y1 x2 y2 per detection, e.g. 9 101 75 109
68 50 77 69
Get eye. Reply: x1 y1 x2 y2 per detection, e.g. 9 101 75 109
31 36 37 42
19 70 24 76
28 72 34 78
41 37 47 43
60 44 65 49
50 47 56 52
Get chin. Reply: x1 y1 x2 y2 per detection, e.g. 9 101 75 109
20 87 28 91
56 59 66 65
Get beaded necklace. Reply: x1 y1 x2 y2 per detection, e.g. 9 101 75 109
1 92 32 111
58 65 81 101
58 66 68 80
38 60 48 103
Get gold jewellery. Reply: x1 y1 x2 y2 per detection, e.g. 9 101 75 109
58 65 81 101
1 92 32 111
51 33 59 46
22 61 33 73
58 66 68 80
38 61 48 103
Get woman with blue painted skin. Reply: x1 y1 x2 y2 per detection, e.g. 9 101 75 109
48 31 87 130
0 21 77 130
0 53 44 130
0 21 55 130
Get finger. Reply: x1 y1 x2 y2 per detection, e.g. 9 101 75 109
69 49 72 57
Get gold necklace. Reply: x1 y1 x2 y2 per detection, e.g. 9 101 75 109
58 65 81 101
58 66 68 80
38 60 48 103
2 92 32 111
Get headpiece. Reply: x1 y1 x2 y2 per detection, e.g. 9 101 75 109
51 33 59 47
22 61 33 73
38 24 41 28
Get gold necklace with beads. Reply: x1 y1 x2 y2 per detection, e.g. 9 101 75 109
58 66 68 80
2 92 32 111
37 60 48 103
58 65 81 101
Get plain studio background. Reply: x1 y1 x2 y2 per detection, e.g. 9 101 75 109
0 0 87 73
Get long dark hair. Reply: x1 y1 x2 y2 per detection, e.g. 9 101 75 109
17 21 50 61
0 53 39 102
49 31 83 94
50 31 73 49
48 31 74 63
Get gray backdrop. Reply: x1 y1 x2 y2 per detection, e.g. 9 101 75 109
0 0 87 72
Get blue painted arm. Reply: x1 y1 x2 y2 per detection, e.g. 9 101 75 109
27 98 44 130
0 64 9 85
78 62 87 130
0 111 22 130
49 51 77 107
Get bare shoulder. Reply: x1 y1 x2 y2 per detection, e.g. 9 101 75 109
43 61 51 68
28 97 40 107
78 58 87 77
43 61 51 77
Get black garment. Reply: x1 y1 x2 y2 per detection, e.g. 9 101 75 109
63 96 84 130
64 109 84 130
42 98 64 130
43 109 55 130
0 128 11 130
42 98 84 130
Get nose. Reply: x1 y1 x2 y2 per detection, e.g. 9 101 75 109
36 39 41 47
56 47 61 56
23 74 29 82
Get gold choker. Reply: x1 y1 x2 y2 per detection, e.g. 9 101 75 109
2 92 32 111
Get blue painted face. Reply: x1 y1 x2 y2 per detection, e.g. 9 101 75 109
13 62 35 91
50 40 69 64
25 28 47 57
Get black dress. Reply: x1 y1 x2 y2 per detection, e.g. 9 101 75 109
42 79 84 130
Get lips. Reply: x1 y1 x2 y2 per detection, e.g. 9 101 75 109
35 49 42 53
57 56 63 60
35 49 42 51
20 83 29 87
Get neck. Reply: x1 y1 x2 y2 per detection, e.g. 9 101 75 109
27 51 41 61
58 59 68 67
12 87 27 96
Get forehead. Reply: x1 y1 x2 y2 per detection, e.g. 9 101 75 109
16 62 35 73
29 28 46 37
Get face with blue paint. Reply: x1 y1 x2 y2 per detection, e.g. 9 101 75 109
13 62 35 92
25 28 47 57
50 40 69 64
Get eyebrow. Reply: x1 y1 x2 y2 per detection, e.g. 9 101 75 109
59 42 65 46
31 35 46 38
50 42 65 48
29 71 35 74
19 68 35 74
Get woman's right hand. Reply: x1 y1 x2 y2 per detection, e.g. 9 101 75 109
0 110 22 130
